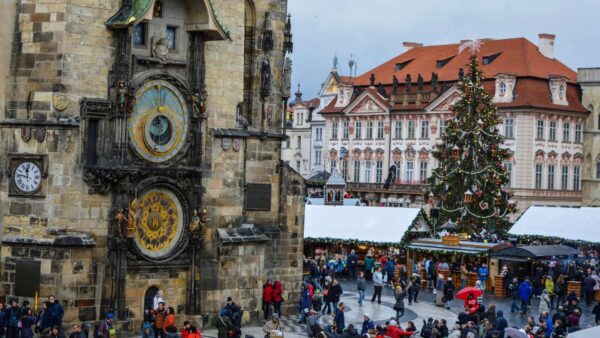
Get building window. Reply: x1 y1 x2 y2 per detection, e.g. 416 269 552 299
377 121 384 139
419 161 428 183
439 120 446 137
330 160 337 170
504 162 513 188
561 165 569 190
296 136 301 148
420 120 429 139
406 161 414 181
534 164 543 189
407 120 415 139
364 161 372 183
499 81 507 96
166 26 178 50
331 122 338 139
597 161 600 179
342 121 349 139
316 127 322 141
548 164 555 190
394 161 401 181
355 121 362 139
575 123 582 143
296 161 301 172
315 150 321 165
562 123 570 142
394 120 402 139
536 120 544 140
504 118 514 139
574 166 581 190
341 159 348 180
558 85 565 100
549 121 556 141
353 160 361 182
375 160 383 183
134 23 147 46
366 121 373 139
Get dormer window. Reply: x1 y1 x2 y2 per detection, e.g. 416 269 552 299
549 78 568 106
493 74 516 103
499 82 507 97
395 59 412 71
436 56 454 68
482 52 502 65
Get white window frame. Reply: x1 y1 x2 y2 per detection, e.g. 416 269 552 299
353 160 361 182
394 120 402 139
504 162 513 188
575 123 582 143
421 120 429 139
331 122 338 139
534 163 543 189
574 165 581 190
439 120 446 137
355 121 362 139
406 161 414 181
504 118 514 139
366 121 373 139
377 121 384 139
547 164 555 190
561 165 569 190
562 123 570 142
536 120 544 140
342 121 349 139
364 160 372 183
419 161 428 183
549 121 556 141
375 160 383 183
407 120 415 139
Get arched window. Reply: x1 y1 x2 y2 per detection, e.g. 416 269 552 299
499 81 507 97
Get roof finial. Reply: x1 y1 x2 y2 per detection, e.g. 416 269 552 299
295 83 302 101
333 51 339 72
348 54 355 77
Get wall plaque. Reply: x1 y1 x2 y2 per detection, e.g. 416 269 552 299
15 260 41 297
245 183 271 211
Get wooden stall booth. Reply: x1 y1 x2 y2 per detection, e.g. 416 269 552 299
492 244 580 297
406 235 500 291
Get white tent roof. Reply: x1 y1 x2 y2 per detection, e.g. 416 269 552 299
565 325 600 338
509 206 600 243
305 205 421 243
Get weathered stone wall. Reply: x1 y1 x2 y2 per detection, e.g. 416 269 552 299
0 244 104 323
0 0 17 115
579 68 600 206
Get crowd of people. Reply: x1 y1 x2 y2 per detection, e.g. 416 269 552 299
296 249 600 338
0 296 66 338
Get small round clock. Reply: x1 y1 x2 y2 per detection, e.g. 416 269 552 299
13 161 42 193
128 80 189 163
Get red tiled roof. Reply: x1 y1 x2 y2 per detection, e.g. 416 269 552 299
352 38 578 86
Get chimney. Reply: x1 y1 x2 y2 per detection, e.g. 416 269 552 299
538 33 555 59
403 42 423 52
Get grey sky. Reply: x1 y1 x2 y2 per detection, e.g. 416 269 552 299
288 0 600 99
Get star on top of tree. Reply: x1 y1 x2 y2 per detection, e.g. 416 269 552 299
459 39 484 55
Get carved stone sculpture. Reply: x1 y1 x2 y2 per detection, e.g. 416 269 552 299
417 74 424 92
114 208 128 236
431 72 439 93
260 58 272 98
283 57 292 99
152 35 169 63
405 74 412 92
392 75 399 94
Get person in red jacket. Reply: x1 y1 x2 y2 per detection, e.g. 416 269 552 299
385 321 413 338
180 321 191 338
263 279 274 320
464 293 479 315
272 280 283 317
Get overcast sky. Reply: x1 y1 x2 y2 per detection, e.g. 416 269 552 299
288 0 600 99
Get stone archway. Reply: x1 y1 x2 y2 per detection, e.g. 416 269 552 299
144 286 159 312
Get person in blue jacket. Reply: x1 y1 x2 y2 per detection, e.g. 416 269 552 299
360 314 374 335
299 282 311 324
518 279 533 316
333 303 345 334
477 263 489 290
385 259 396 284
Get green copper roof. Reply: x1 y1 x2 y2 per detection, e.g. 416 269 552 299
105 0 230 40
105 0 153 28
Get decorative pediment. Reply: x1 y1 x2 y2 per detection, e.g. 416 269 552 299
319 72 340 97
343 90 389 114
425 86 461 112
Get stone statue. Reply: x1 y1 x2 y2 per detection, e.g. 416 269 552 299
114 209 128 236
191 88 207 118
431 72 439 93
377 82 386 97
283 57 292 99
369 73 375 86
405 74 412 92
190 209 200 233
392 75 399 94
260 58 272 97
152 35 169 63
117 80 128 114
127 199 138 237
262 12 273 53
417 74 424 92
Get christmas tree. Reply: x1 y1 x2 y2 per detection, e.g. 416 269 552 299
429 50 516 236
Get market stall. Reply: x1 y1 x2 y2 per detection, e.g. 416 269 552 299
406 236 501 291
304 205 427 272
491 244 579 297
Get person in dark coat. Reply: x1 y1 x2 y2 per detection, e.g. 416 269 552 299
393 285 405 321
44 296 64 330
333 303 345 334
582 274 597 306
443 277 455 309
360 314 374 336
6 299 22 338
493 310 507 337
329 279 343 310
20 307 37 338
216 309 233 338
347 250 359 280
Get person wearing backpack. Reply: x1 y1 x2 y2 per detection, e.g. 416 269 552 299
420 318 433 338
6 299 23 338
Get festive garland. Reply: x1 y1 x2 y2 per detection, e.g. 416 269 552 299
510 234 600 247
406 246 490 257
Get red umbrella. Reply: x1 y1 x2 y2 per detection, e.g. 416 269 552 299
455 287 483 300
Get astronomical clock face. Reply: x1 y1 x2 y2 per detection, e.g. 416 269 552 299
128 80 189 163
133 189 185 259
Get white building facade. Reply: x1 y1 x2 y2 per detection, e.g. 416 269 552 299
282 88 318 178
320 36 588 213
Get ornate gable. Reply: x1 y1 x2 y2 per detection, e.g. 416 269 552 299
343 89 389 115
425 86 462 112
352 96 385 113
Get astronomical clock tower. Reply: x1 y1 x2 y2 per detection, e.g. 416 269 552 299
0 0 303 330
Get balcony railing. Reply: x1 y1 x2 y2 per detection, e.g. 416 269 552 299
346 181 428 193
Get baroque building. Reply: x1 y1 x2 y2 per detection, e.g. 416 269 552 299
281 85 317 177
319 35 588 213
0 0 303 330
579 68 600 206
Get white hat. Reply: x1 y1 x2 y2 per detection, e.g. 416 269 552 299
389 320 397 326
363 314 370 319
